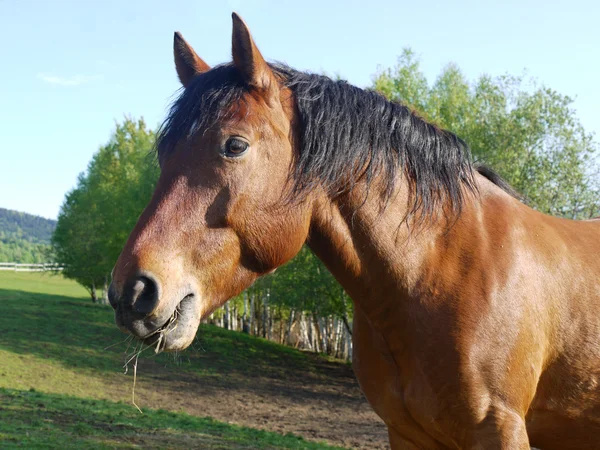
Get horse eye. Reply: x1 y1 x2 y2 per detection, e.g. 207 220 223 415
223 137 249 158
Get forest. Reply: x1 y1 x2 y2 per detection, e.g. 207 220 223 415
0 208 56 263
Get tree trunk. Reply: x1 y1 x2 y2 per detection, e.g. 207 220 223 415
313 313 323 353
300 312 312 351
250 292 256 335
224 302 230 330
342 314 353 336
285 309 295 346
335 318 344 358
232 304 238 331
262 289 269 339
243 291 250 334
90 282 97 303
278 306 284 344
345 327 352 362
268 306 273 341
340 288 353 336
102 274 109 306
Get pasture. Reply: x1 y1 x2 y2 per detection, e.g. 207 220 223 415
0 272 386 449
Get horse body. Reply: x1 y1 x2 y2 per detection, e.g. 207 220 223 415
109 14 600 448
309 172 600 448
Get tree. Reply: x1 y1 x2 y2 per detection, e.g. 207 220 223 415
233 246 353 356
52 118 158 301
373 49 599 218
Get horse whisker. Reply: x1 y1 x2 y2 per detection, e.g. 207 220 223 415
104 334 134 351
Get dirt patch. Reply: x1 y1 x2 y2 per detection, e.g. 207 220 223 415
130 350 389 449
0 281 388 449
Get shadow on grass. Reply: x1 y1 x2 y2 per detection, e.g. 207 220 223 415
0 388 342 450
0 288 124 374
0 287 339 382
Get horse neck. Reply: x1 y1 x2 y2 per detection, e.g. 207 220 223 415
306 175 489 331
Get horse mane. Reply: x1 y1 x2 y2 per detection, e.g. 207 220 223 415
474 164 525 202
157 63 519 218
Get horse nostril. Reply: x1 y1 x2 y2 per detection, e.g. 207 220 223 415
128 275 160 315
108 283 118 310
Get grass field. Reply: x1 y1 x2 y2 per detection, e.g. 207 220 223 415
0 271 353 449
0 388 338 449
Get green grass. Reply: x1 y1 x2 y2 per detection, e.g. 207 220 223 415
0 271 342 449
0 388 338 449
0 271 311 390
0 270 88 297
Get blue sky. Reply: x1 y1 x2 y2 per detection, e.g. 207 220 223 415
1 0 598 219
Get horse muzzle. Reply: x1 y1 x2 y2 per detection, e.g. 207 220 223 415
108 273 202 352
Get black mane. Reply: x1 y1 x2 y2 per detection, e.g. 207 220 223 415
157 64 510 218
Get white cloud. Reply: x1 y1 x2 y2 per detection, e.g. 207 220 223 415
37 73 103 86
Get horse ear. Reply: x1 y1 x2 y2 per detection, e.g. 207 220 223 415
173 32 210 88
231 13 276 95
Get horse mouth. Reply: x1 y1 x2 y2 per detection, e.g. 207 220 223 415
127 293 199 352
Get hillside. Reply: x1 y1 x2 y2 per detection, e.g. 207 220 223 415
0 271 387 449
0 208 56 263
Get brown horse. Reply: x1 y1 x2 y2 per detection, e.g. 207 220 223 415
109 14 600 449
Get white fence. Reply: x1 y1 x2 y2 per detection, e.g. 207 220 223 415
0 262 63 272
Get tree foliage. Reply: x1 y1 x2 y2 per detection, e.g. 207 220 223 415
254 247 348 318
0 208 55 263
373 49 599 218
0 234 50 264
51 118 158 299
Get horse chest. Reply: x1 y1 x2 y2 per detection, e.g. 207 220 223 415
352 308 454 449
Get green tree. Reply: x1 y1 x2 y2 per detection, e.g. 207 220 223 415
373 49 599 218
52 118 158 301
